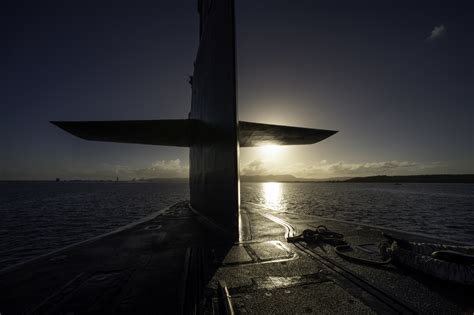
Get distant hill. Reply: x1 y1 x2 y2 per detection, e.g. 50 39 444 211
240 174 474 183
344 174 474 183
240 174 299 182
56 178 189 183
240 175 350 182
11 174 471 183
135 177 188 183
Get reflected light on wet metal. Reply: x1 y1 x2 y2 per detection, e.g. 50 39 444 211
262 182 283 210
239 208 243 243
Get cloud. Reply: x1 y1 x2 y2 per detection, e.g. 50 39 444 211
241 159 267 176
241 159 444 179
426 24 446 41
296 160 448 178
134 159 189 178
52 159 189 180
0 158 454 181
326 160 418 175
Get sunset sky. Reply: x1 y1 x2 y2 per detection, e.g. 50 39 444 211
1 0 473 180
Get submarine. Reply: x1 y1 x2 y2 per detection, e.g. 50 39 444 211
1 0 473 313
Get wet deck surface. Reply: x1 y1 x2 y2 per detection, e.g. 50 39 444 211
217 203 474 314
0 201 473 314
0 202 233 314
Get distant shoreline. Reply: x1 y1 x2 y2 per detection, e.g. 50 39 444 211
0 178 189 183
1 174 473 183
343 174 474 183
241 174 474 183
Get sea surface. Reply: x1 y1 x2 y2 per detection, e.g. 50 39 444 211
0 181 473 270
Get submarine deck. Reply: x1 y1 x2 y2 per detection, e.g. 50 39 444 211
0 201 472 314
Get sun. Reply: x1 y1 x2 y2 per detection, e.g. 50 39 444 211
259 144 283 158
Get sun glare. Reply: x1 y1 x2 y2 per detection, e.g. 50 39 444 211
259 145 282 158
262 182 283 210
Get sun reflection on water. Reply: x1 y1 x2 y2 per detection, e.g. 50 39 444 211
262 182 283 210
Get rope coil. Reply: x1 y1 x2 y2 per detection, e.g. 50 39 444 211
287 225 392 266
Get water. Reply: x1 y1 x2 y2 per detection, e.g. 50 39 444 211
242 182 474 243
0 181 473 270
0 181 189 270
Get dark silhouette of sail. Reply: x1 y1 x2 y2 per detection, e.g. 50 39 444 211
51 0 337 234
188 0 240 232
